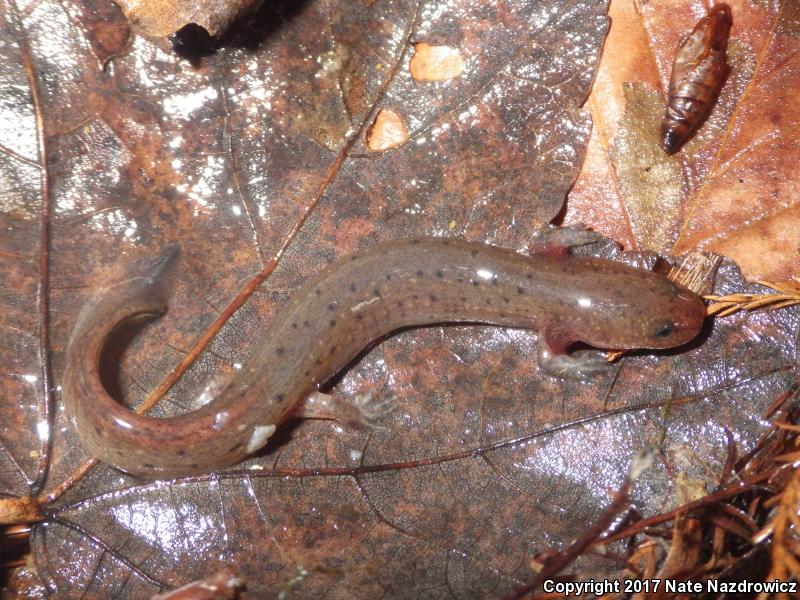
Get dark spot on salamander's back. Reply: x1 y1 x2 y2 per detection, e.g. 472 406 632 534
276 393 285 402
276 347 285 356
429 293 437 302
470 249 479 257
417 270 424 276
330 319 337 327
436 270 443 278
349 283 357 292
517 287 525 294
328 303 336 311
373 288 381 297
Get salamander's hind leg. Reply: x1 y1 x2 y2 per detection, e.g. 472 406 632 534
293 391 395 429
537 325 612 380
528 224 608 257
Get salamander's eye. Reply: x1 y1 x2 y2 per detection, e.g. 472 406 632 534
653 322 675 339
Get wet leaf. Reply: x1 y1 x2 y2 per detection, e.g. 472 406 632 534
1 0 798 598
566 0 800 286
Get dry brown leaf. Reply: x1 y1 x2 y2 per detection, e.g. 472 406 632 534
114 0 262 37
566 0 800 286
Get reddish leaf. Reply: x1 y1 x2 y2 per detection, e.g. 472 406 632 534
566 0 800 286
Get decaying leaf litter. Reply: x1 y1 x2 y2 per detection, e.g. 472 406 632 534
1 0 800 597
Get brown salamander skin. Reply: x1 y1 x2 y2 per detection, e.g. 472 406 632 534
661 3 732 154
63 236 705 478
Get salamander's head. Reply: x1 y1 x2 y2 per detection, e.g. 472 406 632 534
640 283 706 349
610 277 706 350
572 262 706 352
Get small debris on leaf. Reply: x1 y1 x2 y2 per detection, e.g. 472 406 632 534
367 109 409 152
409 42 464 81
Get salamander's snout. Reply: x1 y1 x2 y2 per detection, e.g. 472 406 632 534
646 286 706 348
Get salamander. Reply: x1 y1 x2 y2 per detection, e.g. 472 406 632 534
63 233 705 478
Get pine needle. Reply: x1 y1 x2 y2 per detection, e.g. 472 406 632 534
705 280 800 318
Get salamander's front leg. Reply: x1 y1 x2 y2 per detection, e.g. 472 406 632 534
537 325 612 380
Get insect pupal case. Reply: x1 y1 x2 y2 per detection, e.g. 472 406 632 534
661 3 732 155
